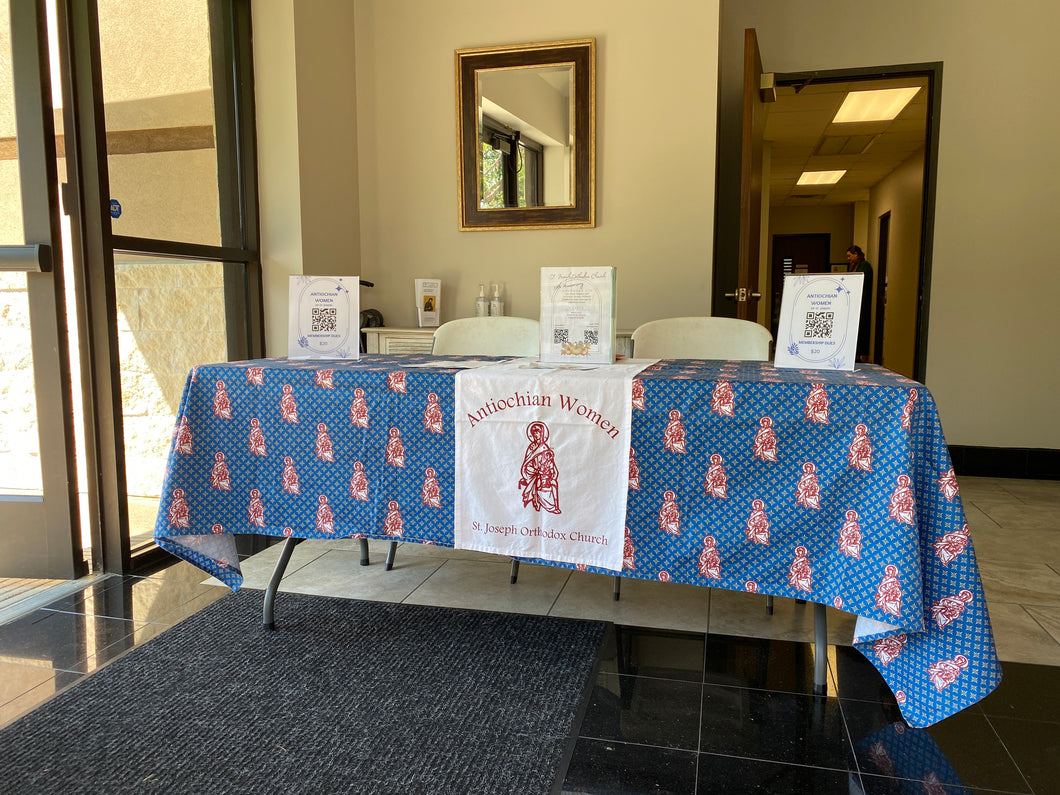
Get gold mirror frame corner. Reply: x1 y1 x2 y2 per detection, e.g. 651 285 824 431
456 38 596 232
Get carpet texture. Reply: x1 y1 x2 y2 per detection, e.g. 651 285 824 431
0 591 607 794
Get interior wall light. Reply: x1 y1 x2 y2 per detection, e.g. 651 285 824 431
797 170 846 186
832 87 920 123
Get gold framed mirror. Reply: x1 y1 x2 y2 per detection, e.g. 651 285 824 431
456 38 595 231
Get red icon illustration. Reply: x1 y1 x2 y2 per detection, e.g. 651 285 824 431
281 455 300 495
280 383 299 423
875 564 903 617
315 494 334 534
745 499 770 545
349 461 368 501
697 535 721 580
248 417 266 456
788 545 813 592
888 475 916 525
631 378 645 411
175 415 193 455
711 380 735 417
387 371 407 393
247 488 265 527
167 488 190 528
873 633 907 666
657 490 681 535
847 424 873 472
838 509 862 558
519 421 560 514
349 387 369 428
423 392 443 434
937 467 959 501
212 380 232 419
804 383 829 424
422 467 441 508
246 367 264 385
931 589 974 629
752 417 777 462
210 452 231 491
628 447 640 491
704 454 727 499
385 428 406 468
927 655 969 692
315 423 334 461
384 500 403 537
315 369 335 389
663 409 686 454
796 462 822 509
933 523 971 565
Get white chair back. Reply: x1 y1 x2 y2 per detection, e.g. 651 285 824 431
631 317 772 360
432 316 540 357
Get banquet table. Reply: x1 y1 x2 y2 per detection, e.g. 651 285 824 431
153 354 1001 727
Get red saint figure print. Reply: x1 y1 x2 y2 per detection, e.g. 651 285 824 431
752 417 777 462
212 380 232 419
247 489 265 527
622 527 636 571
838 509 862 559
663 409 686 454
248 418 266 456
384 500 404 537
349 387 369 428
385 428 405 468
210 452 231 490
804 383 829 424
933 523 971 565
847 424 873 472
315 423 334 462
387 371 407 393
875 564 903 617
315 369 335 389
937 467 959 501
280 384 299 423
698 535 721 580
744 580 759 593
745 499 770 545
900 387 918 431
349 461 368 501
168 488 190 528
931 590 974 629
888 475 916 525
423 392 443 434
175 415 193 455
928 655 969 692
873 633 907 666
281 456 300 495
795 462 822 509
704 453 728 499
519 421 560 514
211 523 224 535
628 447 640 491
787 546 813 593
631 378 645 410
421 467 441 508
657 490 681 535
246 367 264 386
315 494 334 534
711 380 735 417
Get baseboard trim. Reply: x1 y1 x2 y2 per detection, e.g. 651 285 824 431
948 446 1060 480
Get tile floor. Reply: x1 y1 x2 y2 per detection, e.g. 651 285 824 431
0 476 1057 793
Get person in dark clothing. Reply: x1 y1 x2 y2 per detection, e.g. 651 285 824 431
846 245 873 362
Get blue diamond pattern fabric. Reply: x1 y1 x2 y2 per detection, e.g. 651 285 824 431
154 356 1000 727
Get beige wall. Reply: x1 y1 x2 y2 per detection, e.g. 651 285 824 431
722 0 1060 448
868 150 924 379
255 0 1060 450
254 0 720 354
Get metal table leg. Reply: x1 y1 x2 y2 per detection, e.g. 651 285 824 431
509 559 520 584
359 538 370 566
813 602 828 695
385 541 398 570
263 536 300 630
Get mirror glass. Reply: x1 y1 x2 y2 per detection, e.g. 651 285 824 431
457 39 594 230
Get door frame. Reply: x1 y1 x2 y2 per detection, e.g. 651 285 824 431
714 28 943 381
0 0 85 579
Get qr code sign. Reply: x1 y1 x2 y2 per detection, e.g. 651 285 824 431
803 311 834 339
553 328 569 344
583 329 599 345
312 307 338 333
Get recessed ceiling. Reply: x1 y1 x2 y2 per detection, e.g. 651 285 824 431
766 75 929 207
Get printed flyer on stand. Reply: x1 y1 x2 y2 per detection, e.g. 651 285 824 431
539 266 616 365
774 272 863 371
287 275 359 359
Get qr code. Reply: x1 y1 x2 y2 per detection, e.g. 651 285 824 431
553 328 569 344
803 311 834 339
583 329 599 345
312 307 338 332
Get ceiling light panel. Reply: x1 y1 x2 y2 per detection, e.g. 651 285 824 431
832 87 921 123
797 170 846 186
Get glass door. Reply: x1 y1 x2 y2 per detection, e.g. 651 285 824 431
0 0 85 578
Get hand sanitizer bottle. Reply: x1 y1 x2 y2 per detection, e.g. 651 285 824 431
490 283 504 317
475 284 489 317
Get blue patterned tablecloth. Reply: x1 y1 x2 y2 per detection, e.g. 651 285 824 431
154 355 1000 727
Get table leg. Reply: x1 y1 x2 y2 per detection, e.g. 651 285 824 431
613 575 621 601
359 538 369 566
813 602 828 695
765 595 774 615
385 541 397 570
510 560 520 584
263 536 300 630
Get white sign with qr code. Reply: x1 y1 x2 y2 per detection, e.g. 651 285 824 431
288 275 359 359
773 273 863 371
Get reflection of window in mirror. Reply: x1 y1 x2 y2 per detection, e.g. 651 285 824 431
477 64 574 209
480 117 543 208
